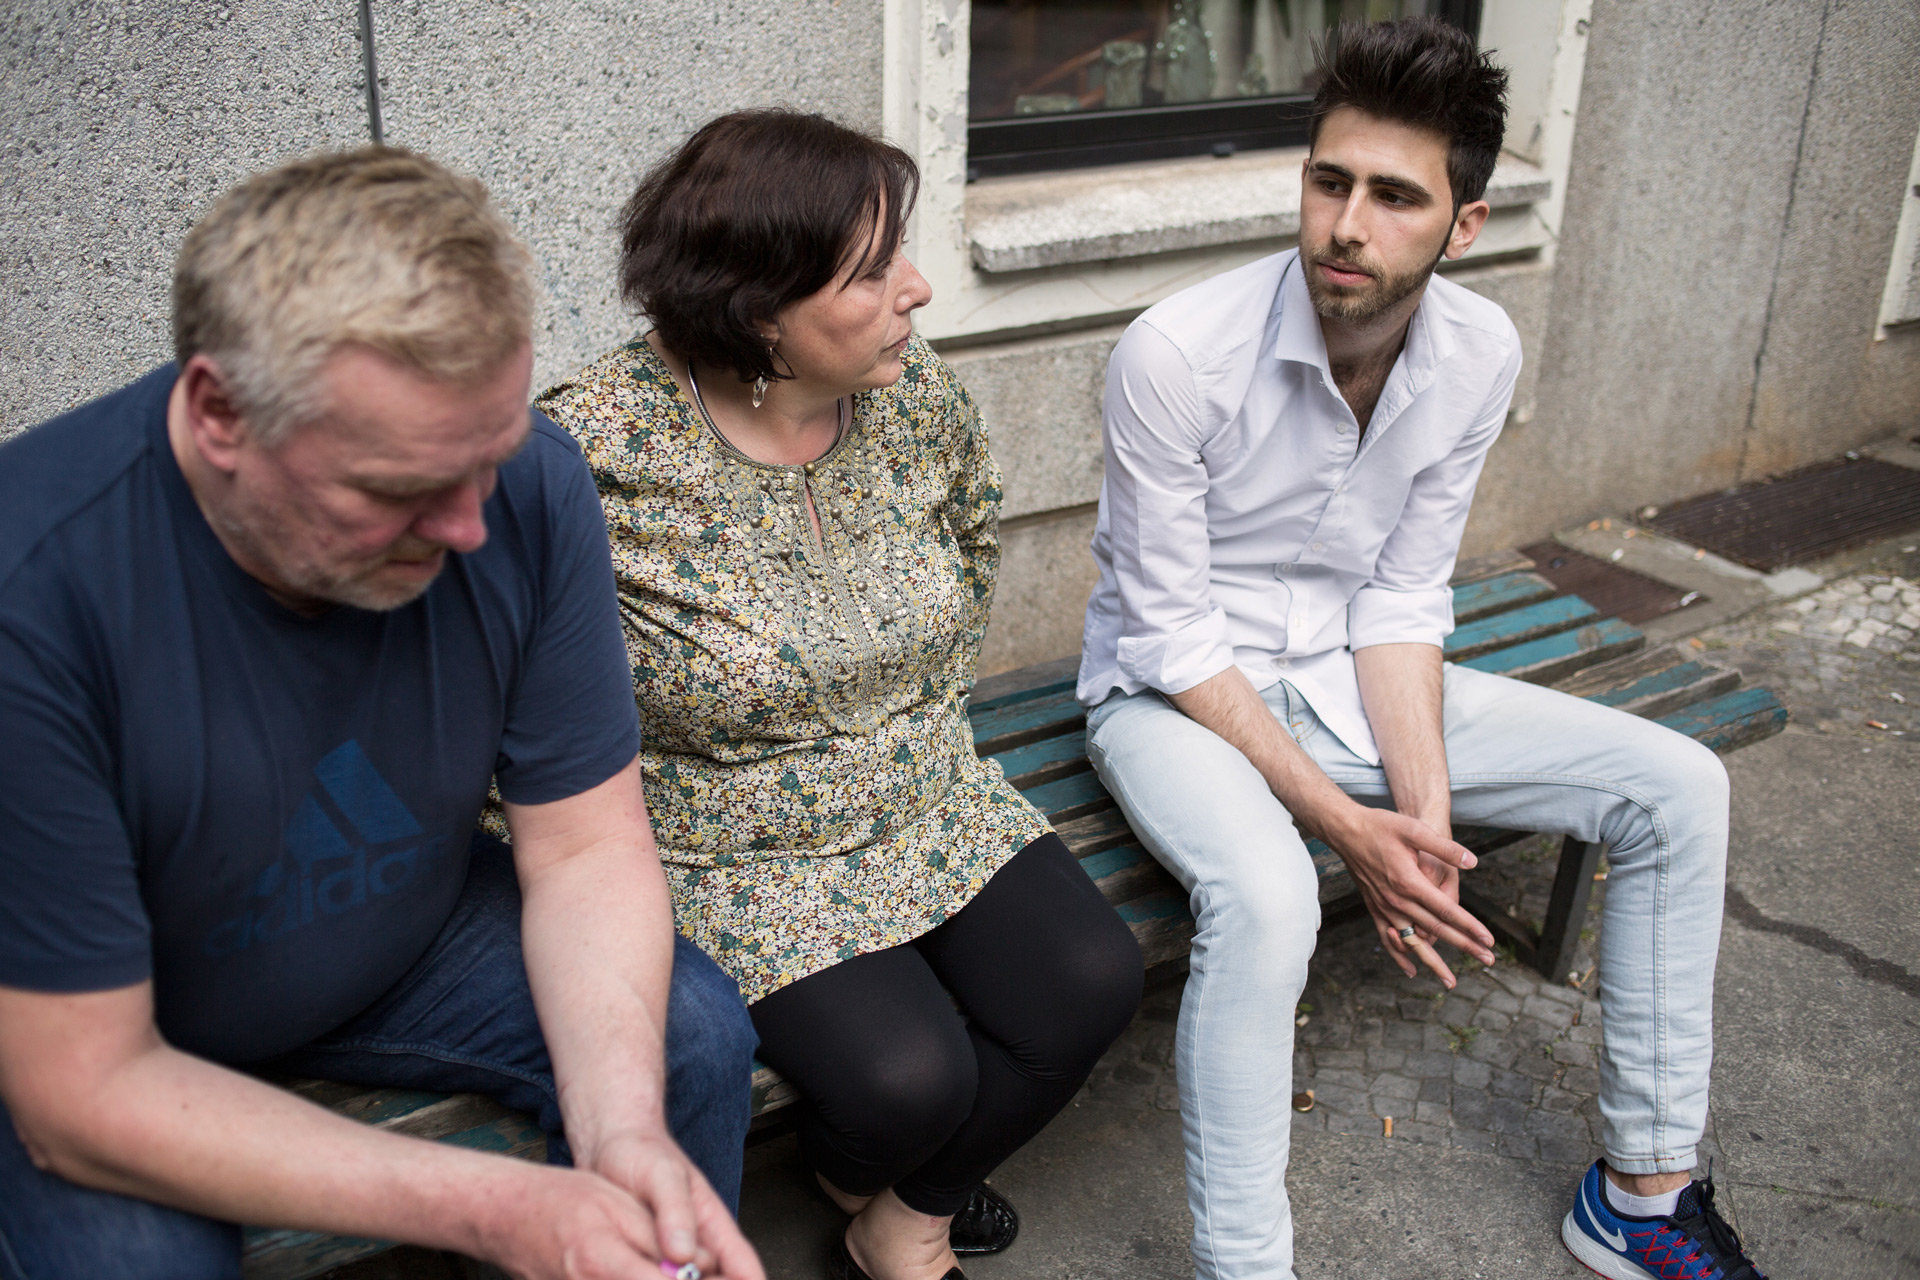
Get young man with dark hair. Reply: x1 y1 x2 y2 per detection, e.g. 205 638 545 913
0 149 764 1280
1080 18 1766 1280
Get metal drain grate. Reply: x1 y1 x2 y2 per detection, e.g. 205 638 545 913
1518 541 1700 624
1647 458 1920 571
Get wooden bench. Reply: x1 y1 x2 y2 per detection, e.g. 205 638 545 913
242 553 1787 1278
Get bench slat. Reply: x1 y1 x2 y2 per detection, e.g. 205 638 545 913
989 729 1090 789
1054 806 1137 857
1020 770 1115 824
1445 595 1598 661
1583 658 1740 719
1450 571 1559 624
967 675 1076 716
1460 617 1645 684
1654 687 1789 753
968 689 1085 756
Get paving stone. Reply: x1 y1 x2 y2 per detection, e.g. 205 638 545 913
1316 1048 1365 1070
1417 1076 1451 1104
1551 1040 1597 1068
1314 1068 1370 1091
1451 1058 1492 1089
1515 1047 1561 1082
1378 1020 1421 1049
1372 1094 1416 1119
1490 1068 1535 1100
1533 983 1583 1007
1451 972 1493 1000
1560 1066 1602 1095
1371 1074 1420 1101
1413 1100 1452 1127
1450 1089 1494 1129
1539 1085 1586 1114
1522 994 1580 1026
1310 1083 1370 1114
1488 1097 1530 1136
1566 1022 1603 1046
1397 997 1440 1022
1471 1007 1514 1033
1525 1109 1593 1143
1421 1023 1455 1053
1405 1050 1456 1078
1466 1034 1521 1069
1362 1048 1407 1072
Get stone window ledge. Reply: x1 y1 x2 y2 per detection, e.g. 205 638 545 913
966 147 1553 274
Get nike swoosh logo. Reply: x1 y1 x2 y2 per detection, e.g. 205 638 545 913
1586 1178 1629 1250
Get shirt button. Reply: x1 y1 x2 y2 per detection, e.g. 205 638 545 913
1311 541 1325 552
1276 658 1291 670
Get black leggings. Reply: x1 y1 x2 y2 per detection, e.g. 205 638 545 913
748 833 1144 1216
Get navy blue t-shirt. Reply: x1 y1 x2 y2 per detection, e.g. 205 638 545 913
0 367 640 1064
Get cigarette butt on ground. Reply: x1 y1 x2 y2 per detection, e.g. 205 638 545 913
1292 1090 1315 1112
1383 1116 1394 1138
1868 720 1889 730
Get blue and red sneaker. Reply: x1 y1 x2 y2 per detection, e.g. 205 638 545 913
1562 1160 1767 1280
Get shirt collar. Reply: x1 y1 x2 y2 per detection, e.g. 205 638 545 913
1270 248 1458 382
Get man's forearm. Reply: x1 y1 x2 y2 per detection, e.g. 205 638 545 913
517 833 677 1160
1353 642 1450 828
1166 664 1359 839
6 1029 559 1257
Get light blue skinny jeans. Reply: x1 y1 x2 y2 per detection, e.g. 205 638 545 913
1085 662 1730 1280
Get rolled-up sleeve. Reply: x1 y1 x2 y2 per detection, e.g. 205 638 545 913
1103 321 1236 695
1349 339 1522 652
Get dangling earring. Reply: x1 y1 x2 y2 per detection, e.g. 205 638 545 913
752 343 773 409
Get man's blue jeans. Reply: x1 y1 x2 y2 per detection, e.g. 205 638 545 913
0 834 757 1280
1086 664 1730 1280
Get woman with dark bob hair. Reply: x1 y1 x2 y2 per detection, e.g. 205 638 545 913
537 110 1143 1280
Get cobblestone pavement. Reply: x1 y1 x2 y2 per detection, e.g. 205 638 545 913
1078 910 1656 1176
1693 542 1920 739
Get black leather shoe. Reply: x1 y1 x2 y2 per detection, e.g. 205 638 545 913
810 1178 1017 1257
827 1233 965 1280
948 1183 1019 1256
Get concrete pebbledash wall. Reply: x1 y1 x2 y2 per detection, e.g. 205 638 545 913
1473 0 1920 551
0 0 882 435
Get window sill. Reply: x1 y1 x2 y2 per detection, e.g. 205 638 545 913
965 147 1553 274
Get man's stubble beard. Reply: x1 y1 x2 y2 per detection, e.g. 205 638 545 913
1302 234 1449 327
207 493 437 613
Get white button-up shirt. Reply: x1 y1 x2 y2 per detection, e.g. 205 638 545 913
1077 249 1522 764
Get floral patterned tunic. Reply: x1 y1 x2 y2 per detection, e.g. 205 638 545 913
536 336 1051 1005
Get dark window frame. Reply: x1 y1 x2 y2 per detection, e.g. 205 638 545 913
967 0 1481 180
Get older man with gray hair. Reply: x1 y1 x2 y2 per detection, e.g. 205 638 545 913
0 148 763 1280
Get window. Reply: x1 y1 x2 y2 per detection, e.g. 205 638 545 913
968 0 1481 179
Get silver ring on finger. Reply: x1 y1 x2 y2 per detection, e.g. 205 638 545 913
1396 925 1417 943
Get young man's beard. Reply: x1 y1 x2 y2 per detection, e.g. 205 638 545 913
1302 234 1450 326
